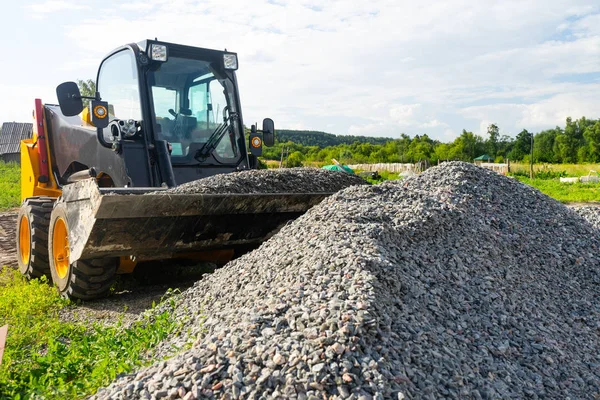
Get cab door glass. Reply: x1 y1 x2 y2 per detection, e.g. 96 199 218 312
190 83 208 129
152 87 178 119
97 50 142 122
208 80 227 126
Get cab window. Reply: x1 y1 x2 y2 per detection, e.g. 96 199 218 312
97 50 142 121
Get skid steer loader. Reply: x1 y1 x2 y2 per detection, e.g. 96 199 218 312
16 40 332 300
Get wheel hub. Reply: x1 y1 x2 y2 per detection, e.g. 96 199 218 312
18 215 31 265
52 218 70 279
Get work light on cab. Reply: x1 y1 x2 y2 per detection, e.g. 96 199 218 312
223 53 238 70
150 44 168 61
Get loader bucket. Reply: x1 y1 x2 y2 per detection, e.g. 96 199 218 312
61 179 332 263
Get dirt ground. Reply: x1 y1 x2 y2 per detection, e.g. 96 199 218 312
0 211 17 268
57 280 196 328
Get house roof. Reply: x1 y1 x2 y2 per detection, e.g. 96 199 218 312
0 122 33 155
474 154 494 161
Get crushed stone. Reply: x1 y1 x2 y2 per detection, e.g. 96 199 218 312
92 162 600 399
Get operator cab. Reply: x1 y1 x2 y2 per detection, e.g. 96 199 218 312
149 54 238 162
56 40 274 188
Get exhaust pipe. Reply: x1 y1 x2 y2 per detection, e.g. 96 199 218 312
67 168 97 183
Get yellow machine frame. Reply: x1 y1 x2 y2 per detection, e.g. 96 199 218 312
20 101 61 200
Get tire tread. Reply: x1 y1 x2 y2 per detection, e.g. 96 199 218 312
18 196 55 279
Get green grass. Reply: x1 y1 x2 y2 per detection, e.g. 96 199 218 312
514 176 600 203
360 170 401 184
0 267 185 399
510 162 600 178
0 161 20 211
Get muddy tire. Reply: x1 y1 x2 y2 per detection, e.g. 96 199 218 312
48 202 117 300
16 197 55 279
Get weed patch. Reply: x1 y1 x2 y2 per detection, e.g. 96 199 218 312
0 267 183 399
362 170 401 184
0 161 20 211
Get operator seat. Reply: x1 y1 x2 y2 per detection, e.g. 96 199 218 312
172 108 197 140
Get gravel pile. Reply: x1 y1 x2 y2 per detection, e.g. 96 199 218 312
93 162 600 399
573 206 600 230
163 168 367 195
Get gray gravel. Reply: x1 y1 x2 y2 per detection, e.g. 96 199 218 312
92 162 600 399
574 206 600 230
162 168 367 195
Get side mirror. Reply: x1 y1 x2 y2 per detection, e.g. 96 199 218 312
262 118 275 147
56 82 84 117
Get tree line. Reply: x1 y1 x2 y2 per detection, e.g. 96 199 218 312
276 130 390 147
262 117 600 166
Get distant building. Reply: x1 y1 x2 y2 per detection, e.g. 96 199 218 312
0 122 33 164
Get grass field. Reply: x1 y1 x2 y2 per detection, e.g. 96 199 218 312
507 163 600 202
0 161 20 211
0 267 184 399
510 162 600 178
514 177 600 203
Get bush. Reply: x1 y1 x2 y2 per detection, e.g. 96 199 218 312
286 151 304 168
535 169 567 179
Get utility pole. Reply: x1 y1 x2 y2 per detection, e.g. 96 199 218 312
530 131 534 179
279 146 284 168
283 147 290 168
280 146 288 168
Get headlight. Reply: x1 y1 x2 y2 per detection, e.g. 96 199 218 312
150 44 168 62
223 53 238 70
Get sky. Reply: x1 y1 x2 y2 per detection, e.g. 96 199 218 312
0 0 599 141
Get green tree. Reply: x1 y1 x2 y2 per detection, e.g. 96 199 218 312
533 129 557 163
557 117 582 163
397 134 411 163
77 79 96 107
486 123 499 157
433 143 450 161
553 134 571 163
256 118 600 166
496 134 514 158
447 130 484 161
584 121 600 162
406 134 434 162
508 129 532 161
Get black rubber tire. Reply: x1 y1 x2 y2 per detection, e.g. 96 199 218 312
16 197 55 279
48 202 118 300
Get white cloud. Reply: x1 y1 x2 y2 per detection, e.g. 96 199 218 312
458 84 600 135
479 120 493 137
389 104 422 121
27 0 87 14
519 90 600 128
420 120 448 129
2 0 599 141
0 84 56 124
119 2 155 12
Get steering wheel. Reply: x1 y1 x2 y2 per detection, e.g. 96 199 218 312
168 108 178 119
